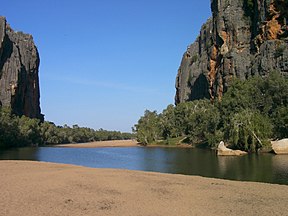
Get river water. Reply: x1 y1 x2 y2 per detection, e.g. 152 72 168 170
1 146 288 185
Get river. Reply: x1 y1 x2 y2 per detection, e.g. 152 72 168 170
1 146 288 185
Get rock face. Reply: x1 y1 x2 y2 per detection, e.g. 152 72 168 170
0 16 43 120
271 139 288 154
175 0 288 104
217 141 247 156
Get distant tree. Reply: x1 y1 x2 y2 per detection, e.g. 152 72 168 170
0 106 135 148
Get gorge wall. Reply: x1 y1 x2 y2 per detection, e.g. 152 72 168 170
0 16 43 120
175 0 288 104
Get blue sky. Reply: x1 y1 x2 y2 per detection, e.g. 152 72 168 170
2 0 211 132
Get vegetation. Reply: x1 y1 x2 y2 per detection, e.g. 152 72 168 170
1 72 287 153
134 72 288 152
0 108 134 149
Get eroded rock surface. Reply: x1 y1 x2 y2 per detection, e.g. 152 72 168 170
0 16 43 120
175 0 288 104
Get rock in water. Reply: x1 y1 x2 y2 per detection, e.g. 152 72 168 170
217 141 247 156
175 0 288 104
272 139 288 154
0 16 43 120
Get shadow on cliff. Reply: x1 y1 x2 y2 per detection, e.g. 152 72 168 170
0 35 13 79
189 74 209 100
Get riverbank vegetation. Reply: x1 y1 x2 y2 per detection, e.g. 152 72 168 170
0 108 134 149
134 72 288 152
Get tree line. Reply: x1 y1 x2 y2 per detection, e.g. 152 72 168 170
0 108 134 149
134 72 288 152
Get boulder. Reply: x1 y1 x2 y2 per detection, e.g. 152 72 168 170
217 141 247 156
271 139 288 155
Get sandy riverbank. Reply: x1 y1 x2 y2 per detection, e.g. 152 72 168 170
55 140 192 148
1 160 288 216
55 139 139 148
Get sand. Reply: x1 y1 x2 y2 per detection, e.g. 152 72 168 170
55 140 191 148
55 140 139 148
1 160 288 216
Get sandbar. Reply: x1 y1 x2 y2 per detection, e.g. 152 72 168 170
55 140 192 148
55 139 139 148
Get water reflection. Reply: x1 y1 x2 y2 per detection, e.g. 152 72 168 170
272 155 288 184
0 147 288 185
0 147 38 160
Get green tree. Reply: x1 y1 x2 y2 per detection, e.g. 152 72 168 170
18 116 42 146
272 106 288 138
184 100 221 145
225 109 272 152
159 104 179 139
0 107 21 148
221 72 288 140
133 110 161 145
40 121 62 144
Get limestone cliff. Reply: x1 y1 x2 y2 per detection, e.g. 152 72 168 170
0 16 43 120
175 0 288 104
